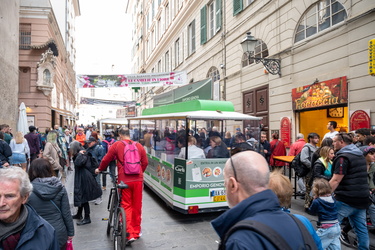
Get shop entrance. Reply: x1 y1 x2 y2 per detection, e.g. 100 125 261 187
299 106 348 143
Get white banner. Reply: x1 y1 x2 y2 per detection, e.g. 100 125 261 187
77 71 188 88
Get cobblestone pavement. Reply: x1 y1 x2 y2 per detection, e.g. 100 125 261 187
65 165 374 249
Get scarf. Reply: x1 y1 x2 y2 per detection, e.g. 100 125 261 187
0 204 28 244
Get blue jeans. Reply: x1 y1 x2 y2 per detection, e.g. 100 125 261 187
316 223 340 250
336 201 369 250
368 203 375 226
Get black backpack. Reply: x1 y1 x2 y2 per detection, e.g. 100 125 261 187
290 146 312 177
218 214 318 250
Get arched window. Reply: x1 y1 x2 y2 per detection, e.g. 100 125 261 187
294 0 347 43
241 40 269 68
207 67 220 82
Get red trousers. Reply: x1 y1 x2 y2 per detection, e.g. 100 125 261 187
120 181 143 239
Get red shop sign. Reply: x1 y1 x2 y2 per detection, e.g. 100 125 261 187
350 110 370 131
280 117 291 148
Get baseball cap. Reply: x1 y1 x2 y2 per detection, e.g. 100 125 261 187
236 128 241 131
363 146 375 156
86 136 97 143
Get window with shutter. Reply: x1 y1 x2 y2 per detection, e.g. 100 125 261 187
200 6 207 45
233 0 243 16
216 0 222 31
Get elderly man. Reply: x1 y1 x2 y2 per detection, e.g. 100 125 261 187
0 167 58 249
211 151 317 249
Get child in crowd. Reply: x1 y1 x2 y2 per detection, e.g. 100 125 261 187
308 178 341 249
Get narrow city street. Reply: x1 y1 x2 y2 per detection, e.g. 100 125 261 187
65 165 375 250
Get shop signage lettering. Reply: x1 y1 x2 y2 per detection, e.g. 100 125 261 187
292 77 348 111
350 110 371 131
294 96 339 110
189 182 224 189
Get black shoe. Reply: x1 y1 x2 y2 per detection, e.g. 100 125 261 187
72 214 82 220
76 218 91 226
300 195 305 199
340 232 351 247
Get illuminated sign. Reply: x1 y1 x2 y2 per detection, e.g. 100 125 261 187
292 77 348 111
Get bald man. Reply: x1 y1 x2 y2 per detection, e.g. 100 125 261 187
211 151 318 249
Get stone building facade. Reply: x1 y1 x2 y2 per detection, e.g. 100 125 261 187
19 0 80 132
128 0 375 141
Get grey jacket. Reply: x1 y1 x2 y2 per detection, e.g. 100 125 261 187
300 143 317 169
27 177 74 248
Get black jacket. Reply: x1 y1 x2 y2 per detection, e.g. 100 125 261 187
73 153 102 206
28 177 74 248
332 144 369 209
0 139 12 165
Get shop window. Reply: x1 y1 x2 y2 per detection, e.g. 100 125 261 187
294 0 347 43
206 67 220 82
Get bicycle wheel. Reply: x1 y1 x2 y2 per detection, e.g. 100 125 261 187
113 207 127 250
107 189 117 237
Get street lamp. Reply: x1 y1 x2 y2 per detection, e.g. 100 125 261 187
241 32 281 76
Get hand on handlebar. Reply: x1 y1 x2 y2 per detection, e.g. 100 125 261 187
95 168 100 174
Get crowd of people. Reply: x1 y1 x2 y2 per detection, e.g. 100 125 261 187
1 120 375 249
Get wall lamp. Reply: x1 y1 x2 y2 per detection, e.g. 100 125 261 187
241 32 281 76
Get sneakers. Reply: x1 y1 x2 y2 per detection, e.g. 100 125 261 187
339 231 351 247
126 238 138 246
95 197 103 205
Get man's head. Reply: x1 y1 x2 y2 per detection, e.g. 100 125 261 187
356 128 370 143
28 125 36 133
327 121 337 131
118 127 130 139
77 127 84 134
296 133 304 140
86 136 97 148
260 132 267 143
365 136 375 147
1 124 10 133
54 125 59 130
307 133 320 145
272 133 279 140
224 151 269 208
64 129 70 135
333 133 353 151
269 169 293 208
234 134 246 144
363 146 375 164
0 167 33 223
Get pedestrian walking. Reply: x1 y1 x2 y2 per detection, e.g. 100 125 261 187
43 131 63 177
9 131 30 170
71 141 102 226
330 133 370 249
269 132 287 170
24 125 40 163
95 127 148 243
27 158 74 249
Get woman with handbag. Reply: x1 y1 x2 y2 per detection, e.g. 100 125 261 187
27 158 74 250
9 131 30 170
43 131 63 177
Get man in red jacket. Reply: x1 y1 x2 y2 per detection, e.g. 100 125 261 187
95 128 148 243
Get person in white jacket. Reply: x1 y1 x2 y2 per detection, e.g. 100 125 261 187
9 131 30 170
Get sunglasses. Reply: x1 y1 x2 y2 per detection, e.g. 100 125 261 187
230 157 239 182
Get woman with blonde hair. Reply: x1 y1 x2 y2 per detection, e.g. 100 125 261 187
43 131 62 176
207 136 230 158
312 146 334 182
9 131 30 170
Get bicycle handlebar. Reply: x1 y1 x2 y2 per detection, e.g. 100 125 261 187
101 171 128 189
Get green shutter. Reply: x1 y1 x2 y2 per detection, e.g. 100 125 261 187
216 0 222 31
233 0 243 16
200 6 207 45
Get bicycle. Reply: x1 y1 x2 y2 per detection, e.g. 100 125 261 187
102 171 129 250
